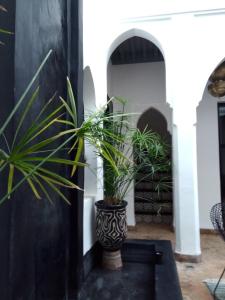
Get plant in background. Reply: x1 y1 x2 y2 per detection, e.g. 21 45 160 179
103 98 171 205
132 127 172 196
0 50 124 205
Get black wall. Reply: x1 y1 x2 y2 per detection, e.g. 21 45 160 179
0 0 83 299
68 0 84 294
0 1 15 299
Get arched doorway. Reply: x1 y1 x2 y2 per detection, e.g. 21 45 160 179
197 60 225 229
107 34 172 226
135 108 173 225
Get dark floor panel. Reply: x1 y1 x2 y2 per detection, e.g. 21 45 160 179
79 262 154 300
79 240 182 300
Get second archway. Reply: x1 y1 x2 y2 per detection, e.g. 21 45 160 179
107 34 173 226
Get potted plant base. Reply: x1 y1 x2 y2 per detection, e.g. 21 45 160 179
95 200 128 270
94 99 171 270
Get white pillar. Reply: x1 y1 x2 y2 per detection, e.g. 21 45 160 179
173 108 201 262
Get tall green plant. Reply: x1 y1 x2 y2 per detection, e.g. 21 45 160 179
103 99 171 205
0 51 125 205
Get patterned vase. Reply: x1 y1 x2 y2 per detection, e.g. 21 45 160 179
95 200 128 251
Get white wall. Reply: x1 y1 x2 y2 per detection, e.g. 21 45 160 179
96 1 225 21
83 196 96 255
197 90 221 229
83 0 225 256
108 61 172 225
84 2 225 108
83 67 97 197
83 67 97 254
108 62 172 132
108 60 223 230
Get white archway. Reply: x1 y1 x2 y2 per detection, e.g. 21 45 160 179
107 28 165 64
107 32 168 226
135 107 173 225
197 57 225 106
197 58 225 230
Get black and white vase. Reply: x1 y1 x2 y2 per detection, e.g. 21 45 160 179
95 200 128 251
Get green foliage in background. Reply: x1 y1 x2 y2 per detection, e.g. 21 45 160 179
103 98 171 205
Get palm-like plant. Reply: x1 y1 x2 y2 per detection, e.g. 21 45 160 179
103 99 171 205
0 50 125 205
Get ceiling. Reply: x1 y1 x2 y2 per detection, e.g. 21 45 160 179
110 37 164 65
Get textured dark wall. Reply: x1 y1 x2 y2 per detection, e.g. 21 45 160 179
0 1 15 299
0 0 83 299
12 1 69 299
68 0 84 294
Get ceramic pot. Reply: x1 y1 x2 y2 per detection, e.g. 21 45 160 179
95 200 128 251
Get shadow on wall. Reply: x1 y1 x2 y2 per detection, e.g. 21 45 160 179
137 107 171 145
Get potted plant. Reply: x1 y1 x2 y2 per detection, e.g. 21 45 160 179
95 99 171 270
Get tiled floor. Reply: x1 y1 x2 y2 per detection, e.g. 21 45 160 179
128 223 225 300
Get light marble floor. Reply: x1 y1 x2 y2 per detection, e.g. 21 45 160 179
128 223 224 300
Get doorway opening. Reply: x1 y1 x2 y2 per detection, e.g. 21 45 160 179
197 60 225 229
218 103 225 203
135 108 173 225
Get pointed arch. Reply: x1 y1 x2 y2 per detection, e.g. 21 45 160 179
107 32 170 226
199 57 225 104
197 56 225 229
107 28 165 65
137 107 171 142
135 107 173 225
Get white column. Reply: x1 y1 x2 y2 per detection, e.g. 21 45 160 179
173 108 201 261
122 111 136 226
